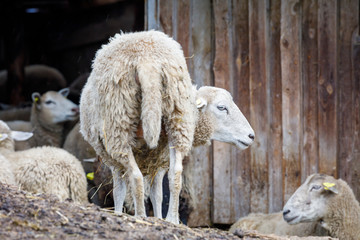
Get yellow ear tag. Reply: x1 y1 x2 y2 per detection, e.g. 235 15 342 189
196 99 202 105
86 172 94 181
323 182 335 190
35 97 39 103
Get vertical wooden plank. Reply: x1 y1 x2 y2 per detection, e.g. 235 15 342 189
337 0 358 191
267 0 283 213
186 0 213 227
159 0 173 34
281 0 302 202
301 0 319 182
175 0 190 59
231 0 251 219
145 0 159 30
212 0 233 224
249 0 269 213
350 30 360 200
317 0 338 177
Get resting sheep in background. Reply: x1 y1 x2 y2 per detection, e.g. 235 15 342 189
283 173 360 240
80 30 255 224
0 120 88 204
0 153 17 185
229 211 328 237
6 88 79 150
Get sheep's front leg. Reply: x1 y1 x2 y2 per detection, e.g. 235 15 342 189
150 168 167 218
110 166 127 214
165 144 184 224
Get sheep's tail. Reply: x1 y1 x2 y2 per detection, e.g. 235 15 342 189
137 64 162 149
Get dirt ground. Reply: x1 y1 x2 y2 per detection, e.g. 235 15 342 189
0 183 336 240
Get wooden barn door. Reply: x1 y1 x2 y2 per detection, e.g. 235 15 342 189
146 0 360 226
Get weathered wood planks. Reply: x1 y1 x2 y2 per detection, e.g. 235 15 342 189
145 0 360 225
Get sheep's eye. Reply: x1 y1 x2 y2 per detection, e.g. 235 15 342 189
45 100 55 105
217 105 228 113
310 185 322 191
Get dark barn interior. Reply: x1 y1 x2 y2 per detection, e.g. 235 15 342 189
0 0 144 105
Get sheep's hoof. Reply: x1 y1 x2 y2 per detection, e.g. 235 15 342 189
165 216 180 225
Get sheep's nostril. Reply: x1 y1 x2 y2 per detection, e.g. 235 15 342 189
283 209 290 216
72 108 79 113
248 133 255 140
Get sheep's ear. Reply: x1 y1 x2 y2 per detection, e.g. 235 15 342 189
196 97 207 110
32 92 41 104
59 88 70 97
323 182 338 194
11 131 33 141
0 133 8 142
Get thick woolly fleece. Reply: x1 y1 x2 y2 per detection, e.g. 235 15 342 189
0 154 16 185
0 121 88 204
322 177 360 239
80 30 196 168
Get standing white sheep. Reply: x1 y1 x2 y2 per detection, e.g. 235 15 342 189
0 120 88 204
6 88 79 150
283 173 360 240
80 30 255 224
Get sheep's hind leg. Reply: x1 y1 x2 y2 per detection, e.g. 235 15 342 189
165 143 185 224
150 168 167 218
110 166 127 214
115 149 146 217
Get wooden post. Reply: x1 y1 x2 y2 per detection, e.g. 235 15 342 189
231 0 251 219
267 0 283 213
249 0 269 213
317 0 338 177
301 0 319 181
338 0 359 196
280 0 302 202
212 0 233 224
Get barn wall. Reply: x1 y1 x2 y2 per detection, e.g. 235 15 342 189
146 0 360 225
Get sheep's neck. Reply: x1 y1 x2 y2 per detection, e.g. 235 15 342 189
31 107 63 147
192 111 213 147
325 185 360 239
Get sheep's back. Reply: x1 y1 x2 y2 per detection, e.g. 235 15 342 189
80 30 196 162
12 146 87 203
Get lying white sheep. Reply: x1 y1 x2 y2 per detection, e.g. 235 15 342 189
80 30 255 224
0 153 16 185
283 173 360 239
229 211 328 237
0 120 88 204
6 88 79 150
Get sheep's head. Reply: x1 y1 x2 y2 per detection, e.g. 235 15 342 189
283 174 339 225
0 120 33 151
196 86 254 150
32 88 80 124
